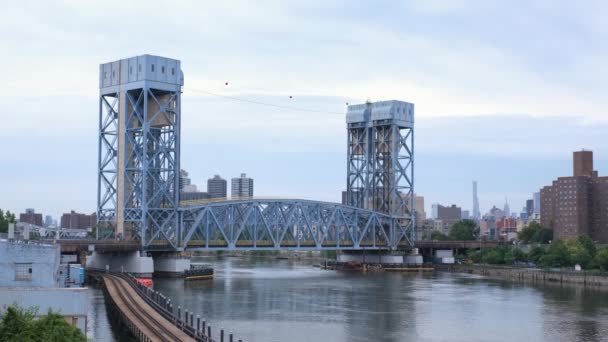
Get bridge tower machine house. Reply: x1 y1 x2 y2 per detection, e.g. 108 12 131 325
97 55 183 249
346 100 415 241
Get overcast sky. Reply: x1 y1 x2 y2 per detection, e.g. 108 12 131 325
2 0 608 219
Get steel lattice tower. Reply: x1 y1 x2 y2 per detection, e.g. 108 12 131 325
97 55 183 249
346 100 415 241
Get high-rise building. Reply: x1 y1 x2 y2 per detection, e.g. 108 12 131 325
207 175 227 198
61 211 96 229
231 173 254 198
19 209 43 226
461 210 470 220
472 181 480 220
431 204 462 233
179 169 192 192
533 192 541 216
540 150 608 242
525 199 534 217
503 198 511 218
44 215 54 227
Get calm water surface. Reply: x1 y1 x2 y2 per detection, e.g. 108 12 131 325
147 257 608 342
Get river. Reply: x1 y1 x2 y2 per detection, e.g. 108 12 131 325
89 256 608 342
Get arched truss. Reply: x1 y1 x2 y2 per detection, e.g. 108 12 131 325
156 199 413 251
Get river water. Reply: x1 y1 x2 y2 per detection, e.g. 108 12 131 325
89 256 608 342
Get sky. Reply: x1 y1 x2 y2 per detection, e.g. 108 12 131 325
1 0 608 220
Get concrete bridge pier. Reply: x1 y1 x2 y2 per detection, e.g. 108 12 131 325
86 251 154 277
152 253 191 277
337 250 423 265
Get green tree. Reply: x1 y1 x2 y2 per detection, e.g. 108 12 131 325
517 222 552 244
527 245 546 264
482 248 505 264
0 306 86 342
594 247 608 271
430 230 450 241
466 249 481 263
576 235 597 258
448 220 478 241
540 240 571 268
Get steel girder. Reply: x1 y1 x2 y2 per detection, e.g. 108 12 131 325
97 93 119 238
175 199 412 251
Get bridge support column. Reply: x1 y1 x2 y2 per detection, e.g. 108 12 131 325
153 253 191 277
86 251 154 277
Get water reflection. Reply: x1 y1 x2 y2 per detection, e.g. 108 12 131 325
152 257 608 342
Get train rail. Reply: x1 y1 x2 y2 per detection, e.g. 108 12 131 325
103 274 194 342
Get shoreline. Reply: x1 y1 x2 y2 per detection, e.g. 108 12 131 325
436 264 608 288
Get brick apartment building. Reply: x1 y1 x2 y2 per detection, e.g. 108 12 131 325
540 150 608 242
60 211 96 229
19 209 43 226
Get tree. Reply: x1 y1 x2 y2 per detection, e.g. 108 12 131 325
527 245 546 264
0 306 86 342
517 222 552 244
0 209 17 234
594 247 608 271
482 248 505 264
448 220 478 241
430 230 449 241
540 240 571 268
576 235 597 258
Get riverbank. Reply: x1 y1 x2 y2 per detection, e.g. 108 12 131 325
437 264 608 287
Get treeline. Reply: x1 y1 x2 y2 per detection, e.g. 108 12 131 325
0 208 17 234
462 235 608 270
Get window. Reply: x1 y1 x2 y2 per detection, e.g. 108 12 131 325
15 263 32 281
138 64 141 72
112 70 115 78
171 67 175 75
129 66 132 74
161 66 165 73
151 64 155 72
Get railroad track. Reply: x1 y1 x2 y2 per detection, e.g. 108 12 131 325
104 275 193 342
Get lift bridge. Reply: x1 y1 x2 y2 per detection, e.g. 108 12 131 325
97 55 414 251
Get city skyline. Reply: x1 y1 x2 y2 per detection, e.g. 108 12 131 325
2 1 608 219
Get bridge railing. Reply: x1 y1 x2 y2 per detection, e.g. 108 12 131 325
91 269 243 342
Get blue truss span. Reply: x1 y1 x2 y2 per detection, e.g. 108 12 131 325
143 199 414 251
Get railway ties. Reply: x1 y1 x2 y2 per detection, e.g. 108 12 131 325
103 275 194 342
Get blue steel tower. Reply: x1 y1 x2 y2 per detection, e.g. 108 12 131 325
97 55 183 249
346 100 415 241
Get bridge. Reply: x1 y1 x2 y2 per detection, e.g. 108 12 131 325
95 55 415 255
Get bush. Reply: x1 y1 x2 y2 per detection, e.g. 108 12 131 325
594 247 608 271
0 306 86 342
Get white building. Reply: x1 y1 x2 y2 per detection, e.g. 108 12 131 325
231 173 254 198
0 239 87 333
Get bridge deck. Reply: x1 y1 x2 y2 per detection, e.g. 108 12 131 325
103 275 194 342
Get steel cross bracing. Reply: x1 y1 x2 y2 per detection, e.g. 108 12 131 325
141 199 413 251
122 88 181 249
97 94 119 238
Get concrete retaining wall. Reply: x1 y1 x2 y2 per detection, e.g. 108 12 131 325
438 264 608 287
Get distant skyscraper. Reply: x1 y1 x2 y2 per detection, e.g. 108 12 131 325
461 210 470 220
207 175 227 198
472 181 480 220
503 198 511 218
44 215 53 227
525 199 534 217
533 192 540 216
231 173 254 198
179 169 192 192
